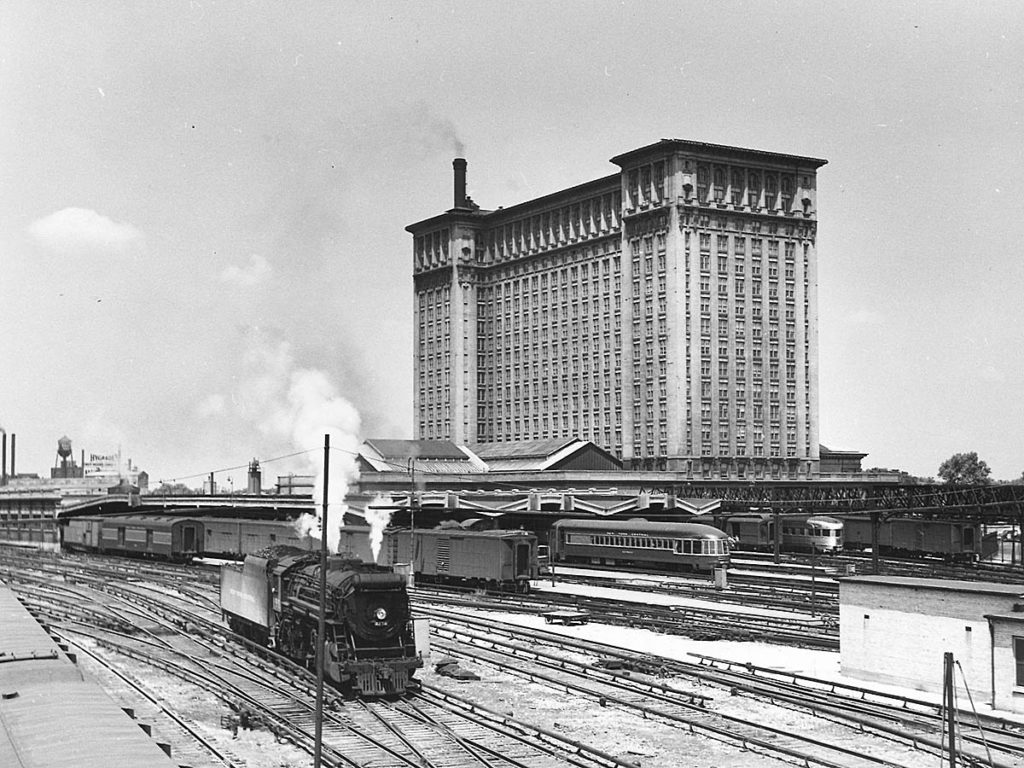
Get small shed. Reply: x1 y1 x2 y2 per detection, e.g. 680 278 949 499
839 576 1024 706
985 612 1024 714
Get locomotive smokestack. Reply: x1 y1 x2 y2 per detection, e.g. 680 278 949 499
453 158 467 209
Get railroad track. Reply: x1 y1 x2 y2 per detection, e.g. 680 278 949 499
421 605 1024 768
416 584 839 648
1 552 642 768
550 567 839 616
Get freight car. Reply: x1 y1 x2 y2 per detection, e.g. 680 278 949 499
713 512 844 553
384 526 538 593
0 584 179 767
220 547 422 696
550 518 730 573
841 516 990 563
201 517 317 558
63 514 202 561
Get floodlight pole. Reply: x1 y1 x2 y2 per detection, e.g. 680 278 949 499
314 433 330 768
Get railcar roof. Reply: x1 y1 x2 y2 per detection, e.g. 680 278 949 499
0 586 178 768
552 519 728 537
72 514 193 528
840 575 1024 597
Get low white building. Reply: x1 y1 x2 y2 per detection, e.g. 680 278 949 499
839 575 1024 710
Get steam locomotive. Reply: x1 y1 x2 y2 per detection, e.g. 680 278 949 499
220 546 422 696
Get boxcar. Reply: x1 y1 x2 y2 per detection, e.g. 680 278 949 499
550 519 730 573
201 517 317 559
384 527 538 592
65 515 203 561
842 516 983 562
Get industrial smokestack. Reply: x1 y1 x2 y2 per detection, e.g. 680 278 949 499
10 433 15 479
453 158 467 209
1 432 6 485
247 458 262 494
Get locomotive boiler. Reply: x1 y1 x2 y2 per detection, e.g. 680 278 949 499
220 546 422 696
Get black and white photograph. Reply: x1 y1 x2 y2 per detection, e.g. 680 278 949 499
2 2 1023 767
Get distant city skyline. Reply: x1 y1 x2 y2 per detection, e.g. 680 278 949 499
2 2 1022 484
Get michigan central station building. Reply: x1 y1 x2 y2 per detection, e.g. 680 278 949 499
407 139 827 481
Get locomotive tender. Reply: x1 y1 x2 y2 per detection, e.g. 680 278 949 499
550 518 730 573
220 547 422 696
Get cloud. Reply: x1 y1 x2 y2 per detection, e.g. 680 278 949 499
220 254 272 287
979 366 1005 383
196 394 226 417
27 207 143 252
847 308 885 325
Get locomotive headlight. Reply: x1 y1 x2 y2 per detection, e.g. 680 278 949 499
374 607 388 621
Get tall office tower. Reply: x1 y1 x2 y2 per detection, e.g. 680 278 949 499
407 141 827 479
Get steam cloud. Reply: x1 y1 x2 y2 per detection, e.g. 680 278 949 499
364 500 394 564
289 369 361 554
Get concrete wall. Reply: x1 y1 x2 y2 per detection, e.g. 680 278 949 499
839 579 1021 701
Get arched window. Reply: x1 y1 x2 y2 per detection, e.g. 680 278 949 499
697 165 709 202
748 172 760 208
766 175 778 209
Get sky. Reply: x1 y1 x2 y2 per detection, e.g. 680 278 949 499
1 1 1023 487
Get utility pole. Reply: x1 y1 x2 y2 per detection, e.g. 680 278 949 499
314 434 330 768
772 508 781 564
408 458 418 583
943 651 957 767
871 511 881 575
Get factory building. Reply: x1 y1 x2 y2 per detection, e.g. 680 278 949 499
407 139 826 479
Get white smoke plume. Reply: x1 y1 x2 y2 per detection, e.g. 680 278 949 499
364 499 394 564
200 329 363 553
286 369 361 554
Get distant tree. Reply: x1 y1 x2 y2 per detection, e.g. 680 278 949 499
152 482 195 495
937 452 992 485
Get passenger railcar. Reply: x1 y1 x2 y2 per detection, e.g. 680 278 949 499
220 547 421 696
841 516 985 562
550 519 730 573
714 513 843 553
63 514 202 561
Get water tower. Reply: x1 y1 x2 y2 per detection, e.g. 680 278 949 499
51 435 84 479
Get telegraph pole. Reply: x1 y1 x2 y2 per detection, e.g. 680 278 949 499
314 434 330 768
943 651 957 767
772 508 781 564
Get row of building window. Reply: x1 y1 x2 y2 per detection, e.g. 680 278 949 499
486 193 623 262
